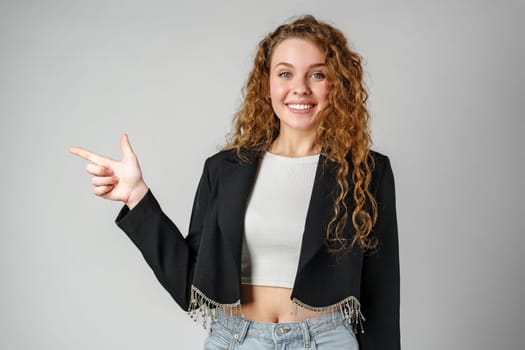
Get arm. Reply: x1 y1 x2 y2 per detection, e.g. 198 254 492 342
115 158 213 311
357 156 401 349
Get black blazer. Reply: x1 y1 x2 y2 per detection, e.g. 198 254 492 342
116 149 400 349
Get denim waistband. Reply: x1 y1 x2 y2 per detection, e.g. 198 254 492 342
211 306 350 346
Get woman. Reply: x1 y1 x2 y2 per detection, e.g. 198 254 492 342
70 15 400 350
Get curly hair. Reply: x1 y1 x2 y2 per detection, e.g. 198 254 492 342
224 15 378 252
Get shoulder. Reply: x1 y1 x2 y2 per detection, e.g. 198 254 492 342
369 149 391 164
205 148 260 165
205 149 240 162
369 149 392 175
341 149 392 175
201 148 260 174
368 149 395 194
342 149 394 194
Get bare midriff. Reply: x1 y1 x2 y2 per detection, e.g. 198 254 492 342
240 284 329 323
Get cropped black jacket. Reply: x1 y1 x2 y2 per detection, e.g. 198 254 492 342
115 149 400 349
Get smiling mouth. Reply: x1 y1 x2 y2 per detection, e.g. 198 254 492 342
286 103 315 111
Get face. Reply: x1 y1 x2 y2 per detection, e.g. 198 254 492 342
268 38 329 137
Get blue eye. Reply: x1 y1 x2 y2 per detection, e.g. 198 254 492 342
278 72 291 78
310 72 325 80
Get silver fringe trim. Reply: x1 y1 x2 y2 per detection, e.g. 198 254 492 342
292 295 366 334
187 285 365 333
187 285 243 329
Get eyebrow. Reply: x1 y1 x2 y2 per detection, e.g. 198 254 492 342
274 62 326 69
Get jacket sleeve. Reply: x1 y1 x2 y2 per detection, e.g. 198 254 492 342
114 158 213 311
357 156 401 349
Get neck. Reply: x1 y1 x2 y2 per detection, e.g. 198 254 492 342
269 130 320 158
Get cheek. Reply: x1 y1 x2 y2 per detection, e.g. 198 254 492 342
270 95 283 117
269 87 279 100
317 83 329 100
269 80 286 100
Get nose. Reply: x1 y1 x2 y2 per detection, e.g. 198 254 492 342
292 77 311 95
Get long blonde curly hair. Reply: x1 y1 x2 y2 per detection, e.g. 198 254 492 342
224 15 378 252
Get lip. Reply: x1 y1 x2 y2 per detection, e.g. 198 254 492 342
285 102 317 114
285 100 316 105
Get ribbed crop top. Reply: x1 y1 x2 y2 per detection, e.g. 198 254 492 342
241 151 319 289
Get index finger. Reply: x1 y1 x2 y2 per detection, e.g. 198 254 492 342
69 146 111 166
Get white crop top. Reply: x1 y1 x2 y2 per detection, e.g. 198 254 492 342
241 151 319 288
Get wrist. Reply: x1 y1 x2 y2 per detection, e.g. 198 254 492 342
126 181 149 210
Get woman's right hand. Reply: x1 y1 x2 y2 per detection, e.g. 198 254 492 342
69 134 149 209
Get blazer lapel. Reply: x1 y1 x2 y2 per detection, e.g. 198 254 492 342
216 152 261 257
296 154 338 271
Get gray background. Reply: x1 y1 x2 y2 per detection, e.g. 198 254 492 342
1 0 523 349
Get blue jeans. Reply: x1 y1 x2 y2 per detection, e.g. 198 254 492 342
204 308 360 350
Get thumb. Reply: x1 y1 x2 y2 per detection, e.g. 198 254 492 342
120 133 136 159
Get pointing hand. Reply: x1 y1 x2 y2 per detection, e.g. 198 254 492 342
69 134 149 209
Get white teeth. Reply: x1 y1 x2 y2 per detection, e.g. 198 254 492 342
287 104 314 110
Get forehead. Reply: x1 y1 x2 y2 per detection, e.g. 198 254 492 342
270 38 325 67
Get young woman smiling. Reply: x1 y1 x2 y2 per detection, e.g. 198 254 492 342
70 15 400 350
